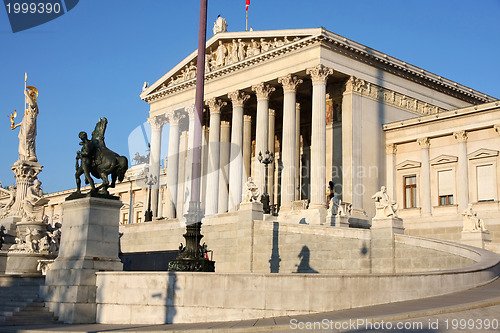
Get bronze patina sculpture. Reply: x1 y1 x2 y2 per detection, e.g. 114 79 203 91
71 117 128 198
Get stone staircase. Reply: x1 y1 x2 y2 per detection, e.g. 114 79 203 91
0 275 58 326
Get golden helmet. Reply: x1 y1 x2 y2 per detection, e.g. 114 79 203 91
26 86 38 101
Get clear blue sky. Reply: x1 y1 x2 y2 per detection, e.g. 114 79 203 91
0 0 499 193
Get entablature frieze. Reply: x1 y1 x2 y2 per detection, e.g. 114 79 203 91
344 76 447 117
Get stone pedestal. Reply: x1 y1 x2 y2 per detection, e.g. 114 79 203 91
40 197 123 324
5 252 47 274
370 217 404 274
328 215 350 227
238 201 264 222
460 230 491 249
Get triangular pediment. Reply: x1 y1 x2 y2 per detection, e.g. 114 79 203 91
396 160 421 170
141 28 320 100
430 154 458 165
134 202 144 208
468 148 499 160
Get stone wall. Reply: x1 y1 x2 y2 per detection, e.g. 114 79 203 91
96 241 500 324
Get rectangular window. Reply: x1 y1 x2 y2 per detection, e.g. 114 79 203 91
404 175 417 208
122 212 128 224
477 164 495 202
136 211 142 223
438 169 454 206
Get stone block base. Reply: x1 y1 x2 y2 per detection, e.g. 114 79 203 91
371 217 404 234
42 258 122 323
460 231 491 249
5 252 47 275
238 202 263 222
327 215 350 227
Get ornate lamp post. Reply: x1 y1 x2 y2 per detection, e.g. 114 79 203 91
144 174 157 222
167 0 215 272
258 150 274 214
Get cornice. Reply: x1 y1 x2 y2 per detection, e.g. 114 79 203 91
143 27 496 105
321 30 495 104
345 76 447 116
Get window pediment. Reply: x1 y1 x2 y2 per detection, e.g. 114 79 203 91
396 160 421 170
468 148 499 160
430 154 458 165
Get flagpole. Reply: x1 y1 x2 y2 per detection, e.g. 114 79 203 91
246 8 248 31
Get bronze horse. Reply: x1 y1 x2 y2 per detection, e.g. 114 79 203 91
75 117 128 195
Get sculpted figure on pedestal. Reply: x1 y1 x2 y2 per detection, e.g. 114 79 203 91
0 185 16 218
462 204 488 232
242 177 260 203
9 84 39 162
372 186 398 218
73 117 128 196
23 180 48 222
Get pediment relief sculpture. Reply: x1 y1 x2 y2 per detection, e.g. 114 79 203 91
153 35 303 94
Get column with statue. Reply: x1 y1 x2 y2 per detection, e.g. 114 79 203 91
2 74 60 275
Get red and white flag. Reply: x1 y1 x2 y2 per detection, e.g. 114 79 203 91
246 0 250 11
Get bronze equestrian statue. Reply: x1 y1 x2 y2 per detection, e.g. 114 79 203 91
74 117 128 196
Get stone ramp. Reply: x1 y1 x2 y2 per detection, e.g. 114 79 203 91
0 275 58 326
1 277 499 332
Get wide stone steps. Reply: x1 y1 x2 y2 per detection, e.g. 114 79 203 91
0 275 58 326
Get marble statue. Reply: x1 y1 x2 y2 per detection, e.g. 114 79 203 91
328 192 351 217
215 41 227 68
242 177 260 203
237 39 246 61
0 185 16 218
9 85 39 162
372 186 398 218
22 180 48 222
73 118 128 196
45 222 62 255
213 15 227 35
462 204 487 232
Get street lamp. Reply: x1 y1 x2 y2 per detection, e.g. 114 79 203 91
144 174 157 222
258 150 274 214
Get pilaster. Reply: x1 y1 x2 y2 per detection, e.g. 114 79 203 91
453 130 469 211
417 137 431 216
386 143 397 201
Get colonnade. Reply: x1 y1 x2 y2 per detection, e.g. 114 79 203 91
148 64 335 219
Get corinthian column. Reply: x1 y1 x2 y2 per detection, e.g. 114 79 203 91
165 110 185 218
205 98 226 216
252 82 275 192
307 65 333 209
243 115 252 181
454 130 469 211
268 109 276 205
278 74 303 210
183 105 196 214
417 137 431 216
147 114 168 217
228 90 250 211
218 121 231 214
